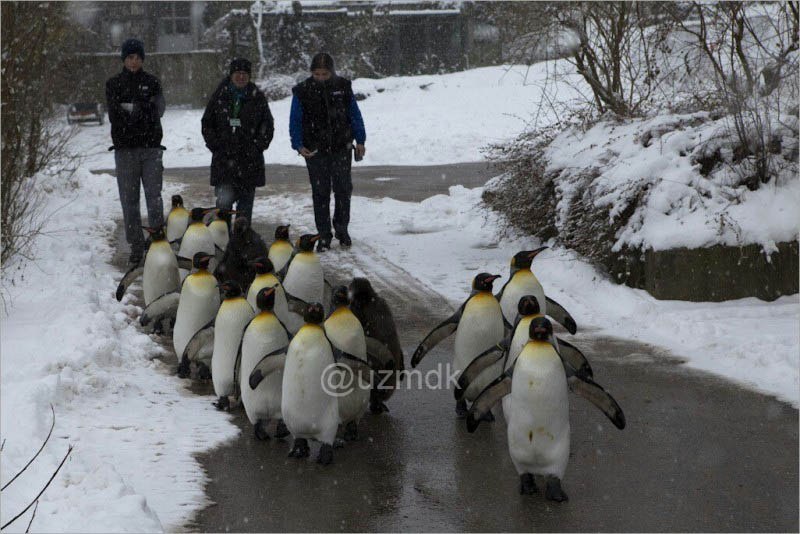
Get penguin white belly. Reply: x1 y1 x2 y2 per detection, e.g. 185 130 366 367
268 242 293 273
178 224 216 278
283 254 324 303
325 309 370 424
454 293 505 401
241 313 290 425
500 271 546 325
506 343 570 478
143 241 180 306
173 273 220 360
281 326 339 444
247 274 291 328
209 221 229 252
167 210 189 242
211 298 255 397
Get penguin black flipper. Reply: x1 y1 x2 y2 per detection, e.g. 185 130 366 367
567 375 626 429
545 296 577 335
410 304 465 367
116 265 144 301
284 290 310 316
175 255 193 271
466 370 513 433
554 336 593 379
183 322 215 363
249 347 289 389
140 291 180 327
454 343 507 401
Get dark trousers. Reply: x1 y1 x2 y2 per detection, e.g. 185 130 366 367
114 148 164 252
306 148 352 239
215 183 256 226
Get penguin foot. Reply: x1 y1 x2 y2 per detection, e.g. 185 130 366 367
197 364 212 380
343 421 358 441
333 438 346 449
213 396 230 411
275 419 290 440
545 477 569 502
369 401 389 415
481 410 496 423
519 473 538 495
288 438 310 458
176 358 191 379
455 399 468 419
254 421 270 441
317 443 334 465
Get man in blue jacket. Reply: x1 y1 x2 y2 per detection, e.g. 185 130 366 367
289 53 366 251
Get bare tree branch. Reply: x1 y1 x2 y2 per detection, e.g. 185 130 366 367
1 405 55 491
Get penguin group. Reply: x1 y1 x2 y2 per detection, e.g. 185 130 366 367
115 195 404 465
411 247 626 502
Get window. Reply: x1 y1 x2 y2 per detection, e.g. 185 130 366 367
160 2 191 35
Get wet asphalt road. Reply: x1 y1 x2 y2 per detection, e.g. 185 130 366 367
114 164 797 532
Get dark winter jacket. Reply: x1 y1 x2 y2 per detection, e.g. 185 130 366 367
201 79 274 188
105 68 165 149
289 76 366 153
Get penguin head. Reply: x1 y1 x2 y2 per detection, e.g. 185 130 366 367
256 286 277 311
220 280 243 299
275 225 290 241
349 277 375 305
193 251 213 270
517 295 541 316
331 285 350 308
213 208 237 225
250 257 274 275
190 207 209 222
303 302 325 324
472 273 502 292
144 225 166 242
297 234 320 252
511 247 548 270
529 316 553 341
171 194 184 208
232 216 250 237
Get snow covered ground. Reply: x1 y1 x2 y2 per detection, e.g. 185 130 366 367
2 64 797 532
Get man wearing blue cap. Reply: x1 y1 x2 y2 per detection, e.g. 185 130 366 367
105 38 166 265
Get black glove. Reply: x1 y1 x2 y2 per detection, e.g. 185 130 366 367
131 102 155 122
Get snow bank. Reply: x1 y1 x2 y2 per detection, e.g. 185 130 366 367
0 171 239 532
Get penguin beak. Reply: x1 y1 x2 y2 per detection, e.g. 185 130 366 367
310 235 320 243
488 274 502 282
528 246 549 260
263 287 275 297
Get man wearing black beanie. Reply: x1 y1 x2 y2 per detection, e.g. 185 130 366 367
289 52 366 251
201 57 274 225
105 38 166 265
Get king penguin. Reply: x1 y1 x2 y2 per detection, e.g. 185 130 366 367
325 286 372 442
246 257 292 329
207 208 235 258
178 207 216 279
281 302 339 465
497 248 577 334
243 287 292 440
268 225 294 274
466 317 625 500
142 225 180 307
166 194 190 244
411 272 506 417
211 280 255 410
282 234 325 328
173 252 221 378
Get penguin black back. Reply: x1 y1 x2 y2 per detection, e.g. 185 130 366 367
215 217 268 288
349 279 404 365
518 295 541 316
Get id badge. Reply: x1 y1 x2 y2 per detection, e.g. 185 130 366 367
229 118 241 127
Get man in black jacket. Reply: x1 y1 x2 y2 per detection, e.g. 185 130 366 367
289 53 366 252
105 38 166 264
201 58 274 226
